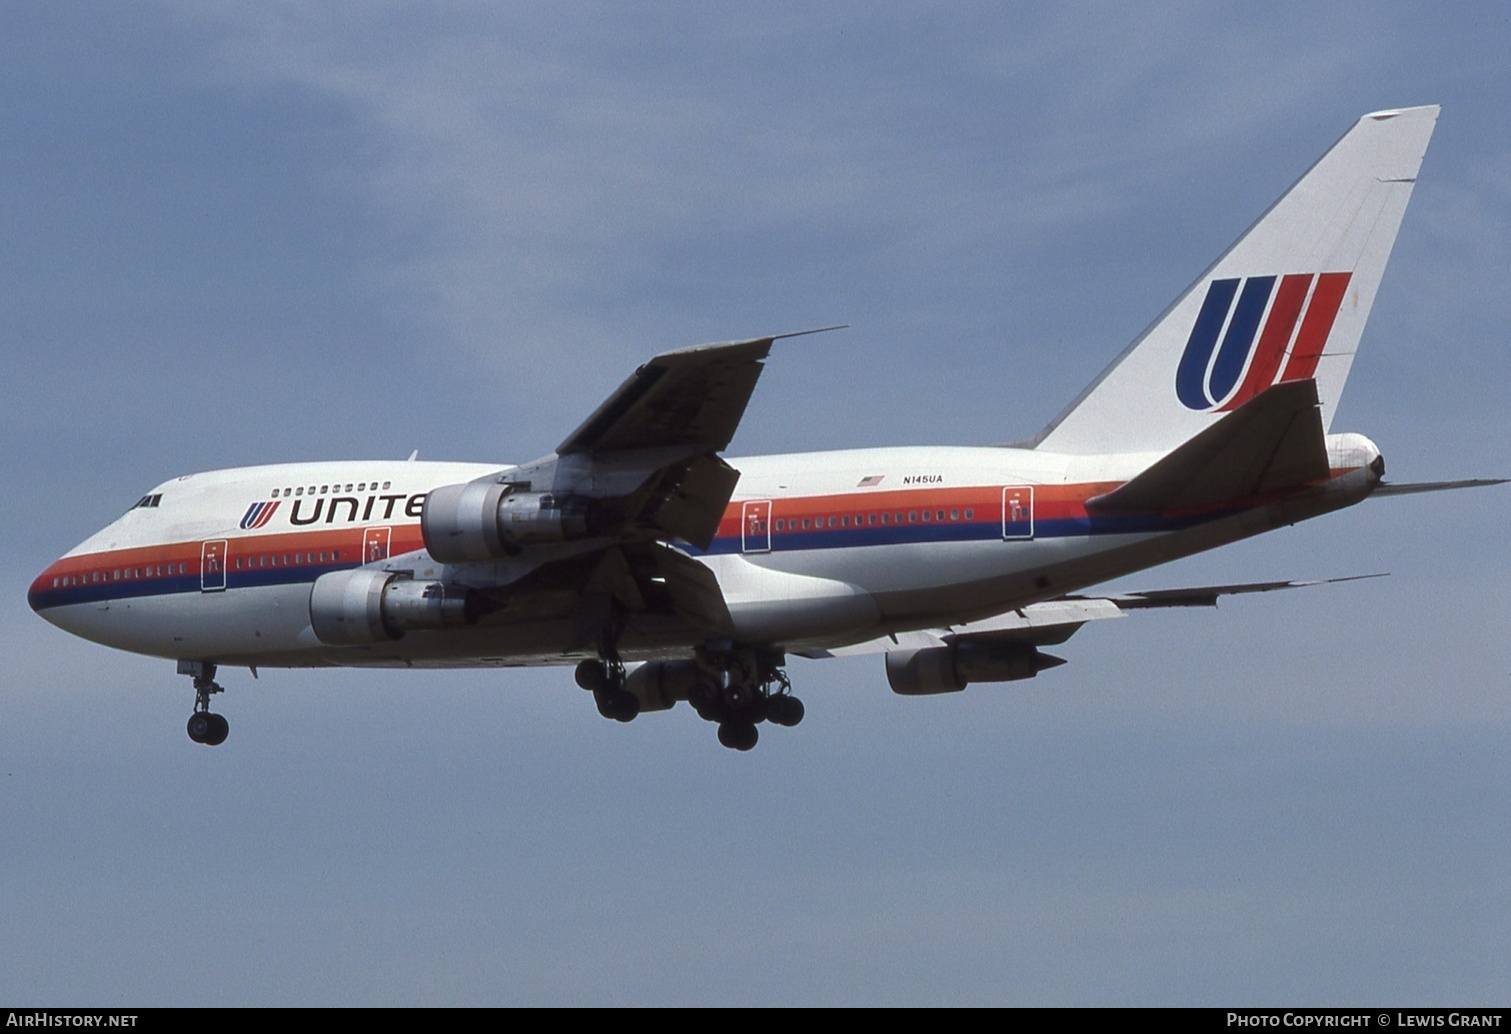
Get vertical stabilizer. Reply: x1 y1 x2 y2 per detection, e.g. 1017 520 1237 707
1034 106 1438 455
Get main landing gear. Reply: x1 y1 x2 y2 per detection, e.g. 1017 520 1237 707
692 645 803 753
178 660 229 746
575 644 804 752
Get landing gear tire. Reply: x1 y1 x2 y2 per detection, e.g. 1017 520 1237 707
187 712 212 743
767 695 805 727
717 720 759 752
186 711 228 746
594 687 640 723
574 660 608 692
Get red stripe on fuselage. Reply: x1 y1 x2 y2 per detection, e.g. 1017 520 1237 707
710 483 1120 541
31 525 428 596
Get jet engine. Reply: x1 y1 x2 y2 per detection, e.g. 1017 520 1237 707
885 641 1065 696
309 568 468 646
422 480 591 563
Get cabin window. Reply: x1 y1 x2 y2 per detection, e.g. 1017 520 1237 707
382 481 391 490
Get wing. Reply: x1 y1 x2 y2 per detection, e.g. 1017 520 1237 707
559 337 773 456
421 329 839 647
549 326 842 548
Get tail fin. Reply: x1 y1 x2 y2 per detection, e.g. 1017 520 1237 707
1033 106 1439 455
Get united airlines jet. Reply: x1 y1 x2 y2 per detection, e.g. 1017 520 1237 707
28 105 1497 750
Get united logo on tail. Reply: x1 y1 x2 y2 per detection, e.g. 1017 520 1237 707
1175 272 1352 413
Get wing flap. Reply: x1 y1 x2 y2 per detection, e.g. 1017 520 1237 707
640 454 742 550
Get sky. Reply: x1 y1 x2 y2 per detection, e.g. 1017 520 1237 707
3 1 1508 1006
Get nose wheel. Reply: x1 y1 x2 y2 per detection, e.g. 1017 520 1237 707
186 711 229 746
179 660 229 746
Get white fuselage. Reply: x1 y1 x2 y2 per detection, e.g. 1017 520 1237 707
29 441 1379 671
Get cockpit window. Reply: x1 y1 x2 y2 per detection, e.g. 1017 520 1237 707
128 494 163 513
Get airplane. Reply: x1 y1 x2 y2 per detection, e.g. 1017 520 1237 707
27 104 1501 751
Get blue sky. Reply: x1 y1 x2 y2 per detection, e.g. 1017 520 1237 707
3 2 1508 1005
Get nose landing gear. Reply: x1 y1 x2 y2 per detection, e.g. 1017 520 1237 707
179 660 229 746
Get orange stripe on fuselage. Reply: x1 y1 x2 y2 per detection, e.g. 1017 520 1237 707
712 483 1119 539
37 524 427 585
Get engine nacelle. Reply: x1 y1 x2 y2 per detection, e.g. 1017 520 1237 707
885 641 1065 696
422 480 590 563
623 659 706 713
309 569 469 646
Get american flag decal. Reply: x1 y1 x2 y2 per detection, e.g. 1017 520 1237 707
857 475 884 487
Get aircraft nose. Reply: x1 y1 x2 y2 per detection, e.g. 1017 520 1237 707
28 568 48 613
29 560 68 622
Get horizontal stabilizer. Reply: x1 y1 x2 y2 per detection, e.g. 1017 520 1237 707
1088 379 1328 513
1085 572 1387 609
1372 478 1508 497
